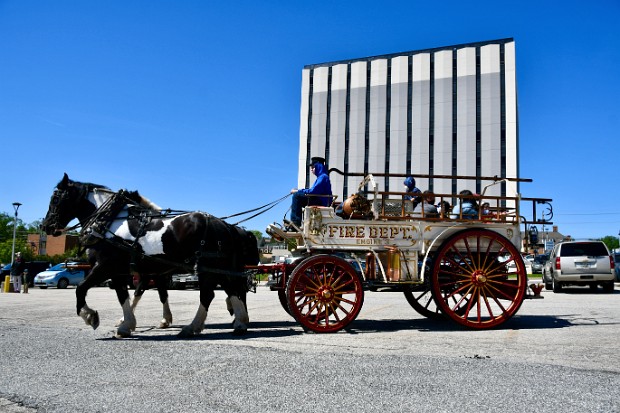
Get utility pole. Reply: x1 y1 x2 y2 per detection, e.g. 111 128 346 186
10 202 22 265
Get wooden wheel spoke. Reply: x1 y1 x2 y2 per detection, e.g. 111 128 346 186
447 247 476 274
483 280 518 301
299 272 321 291
328 302 347 321
447 283 475 313
438 265 471 282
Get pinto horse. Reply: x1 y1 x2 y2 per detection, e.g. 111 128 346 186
41 174 259 338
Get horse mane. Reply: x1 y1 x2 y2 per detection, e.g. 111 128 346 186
125 190 162 212
63 175 162 212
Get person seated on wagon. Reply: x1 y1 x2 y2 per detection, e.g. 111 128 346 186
438 200 451 218
450 190 479 219
480 202 494 219
403 176 422 209
481 202 491 215
288 156 333 228
421 190 439 217
480 201 508 220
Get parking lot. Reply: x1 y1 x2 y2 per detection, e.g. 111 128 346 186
1 279 620 412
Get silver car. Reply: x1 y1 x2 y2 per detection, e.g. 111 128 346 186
542 241 615 293
171 273 198 289
531 255 549 274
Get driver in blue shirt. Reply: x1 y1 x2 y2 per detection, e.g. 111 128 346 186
288 156 332 228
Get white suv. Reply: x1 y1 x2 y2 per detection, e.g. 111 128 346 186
543 241 615 293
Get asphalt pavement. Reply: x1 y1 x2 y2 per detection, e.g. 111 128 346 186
1 280 619 412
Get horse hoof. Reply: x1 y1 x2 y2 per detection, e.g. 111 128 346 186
232 328 247 336
158 321 171 329
116 328 131 338
178 327 197 338
91 311 100 330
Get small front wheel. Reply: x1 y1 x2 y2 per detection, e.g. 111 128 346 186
286 255 364 333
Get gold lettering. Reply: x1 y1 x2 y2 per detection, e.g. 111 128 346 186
356 226 365 238
401 227 410 239
380 227 388 238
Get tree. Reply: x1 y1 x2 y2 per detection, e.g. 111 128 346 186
250 230 264 245
0 212 29 264
599 235 619 253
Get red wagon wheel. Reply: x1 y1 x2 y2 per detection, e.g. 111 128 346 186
403 265 445 321
286 255 364 333
277 289 292 316
430 229 527 329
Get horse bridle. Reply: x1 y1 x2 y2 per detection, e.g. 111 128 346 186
46 184 93 234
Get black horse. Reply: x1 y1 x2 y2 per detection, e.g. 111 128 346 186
41 173 259 338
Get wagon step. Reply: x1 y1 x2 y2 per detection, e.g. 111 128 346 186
266 222 303 241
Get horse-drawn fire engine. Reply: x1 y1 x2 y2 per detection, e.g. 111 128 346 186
253 172 552 333
41 172 551 338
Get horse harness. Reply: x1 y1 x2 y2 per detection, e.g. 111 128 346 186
78 190 251 279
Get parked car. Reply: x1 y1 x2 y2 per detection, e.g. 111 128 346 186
0 264 10 276
530 255 549 274
614 253 620 282
542 241 615 293
171 273 197 289
502 256 532 274
34 262 90 289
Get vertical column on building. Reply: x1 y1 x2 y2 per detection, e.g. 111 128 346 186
456 47 477 194
388 56 409 192
368 59 388 190
328 64 348 200
298 69 311 188
300 67 329 188
346 61 368 197
504 41 519 203
480 44 502 199
432 50 454 195
411 53 431 191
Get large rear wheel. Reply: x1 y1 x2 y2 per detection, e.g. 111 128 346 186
277 289 292 316
430 229 527 329
403 264 444 320
403 286 444 320
286 255 364 333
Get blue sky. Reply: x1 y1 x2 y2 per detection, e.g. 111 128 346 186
1 1 619 240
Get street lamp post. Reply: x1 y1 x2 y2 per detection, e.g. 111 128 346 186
10 202 22 265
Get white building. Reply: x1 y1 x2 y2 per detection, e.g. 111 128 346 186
297 38 518 204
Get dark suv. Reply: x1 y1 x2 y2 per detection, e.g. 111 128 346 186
542 241 615 293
